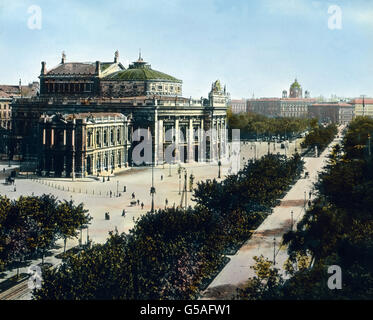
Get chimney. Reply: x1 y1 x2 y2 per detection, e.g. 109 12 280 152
114 50 119 63
61 51 66 64
41 61 46 75
95 61 101 76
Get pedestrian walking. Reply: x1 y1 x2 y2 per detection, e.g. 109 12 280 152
137 199 140 205
122 209 126 217
165 198 168 206
161 175 163 181
110 190 112 198
141 202 144 209
132 192 135 199
309 191 312 199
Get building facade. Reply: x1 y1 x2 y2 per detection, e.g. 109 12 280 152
349 98 373 118
39 113 131 177
308 103 354 124
246 79 315 118
11 52 229 176
0 91 12 130
0 82 39 159
230 99 247 114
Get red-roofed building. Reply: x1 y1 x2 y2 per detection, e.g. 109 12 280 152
230 99 247 114
349 98 373 118
308 102 354 124
246 79 316 118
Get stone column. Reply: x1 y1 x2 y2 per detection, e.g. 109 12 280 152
50 128 55 176
92 154 96 175
154 109 158 165
187 118 193 163
157 119 164 165
50 128 54 146
62 129 67 177
200 118 204 162
175 118 179 163
71 125 75 181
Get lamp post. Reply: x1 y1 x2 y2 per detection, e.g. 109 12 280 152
304 191 306 208
218 160 221 179
291 210 294 231
368 134 371 157
178 173 181 195
150 160 156 213
273 237 276 265
184 170 188 209
86 226 89 247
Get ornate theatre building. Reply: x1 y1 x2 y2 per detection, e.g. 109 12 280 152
11 51 228 177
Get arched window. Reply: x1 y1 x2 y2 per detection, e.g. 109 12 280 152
117 128 120 143
104 130 107 145
110 129 114 145
118 151 121 165
104 154 108 169
96 131 100 146
97 156 101 169
88 132 92 147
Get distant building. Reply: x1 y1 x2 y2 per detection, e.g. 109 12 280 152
0 81 39 159
0 90 12 130
0 81 39 98
247 98 281 117
308 102 354 124
230 99 247 114
349 98 373 118
247 79 315 118
289 78 303 98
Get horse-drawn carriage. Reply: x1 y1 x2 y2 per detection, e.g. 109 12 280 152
4 176 14 185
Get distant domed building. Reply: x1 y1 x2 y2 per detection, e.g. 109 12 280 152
289 78 302 98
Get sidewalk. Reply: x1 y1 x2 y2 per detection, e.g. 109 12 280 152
201 134 342 300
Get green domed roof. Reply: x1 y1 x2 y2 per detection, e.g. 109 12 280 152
105 68 181 82
290 79 301 89
103 57 181 82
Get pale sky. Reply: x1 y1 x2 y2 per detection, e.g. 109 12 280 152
0 0 372 99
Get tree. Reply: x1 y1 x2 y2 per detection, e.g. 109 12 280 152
55 200 91 254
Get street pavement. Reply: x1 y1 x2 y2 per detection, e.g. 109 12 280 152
201 131 343 300
0 138 304 300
